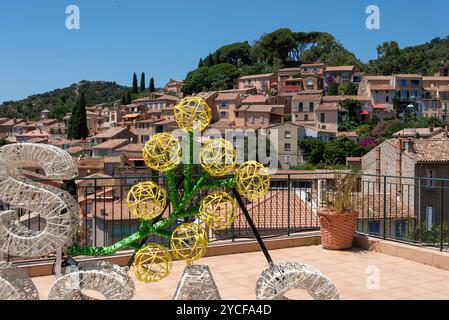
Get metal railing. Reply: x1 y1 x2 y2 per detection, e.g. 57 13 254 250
3 171 449 263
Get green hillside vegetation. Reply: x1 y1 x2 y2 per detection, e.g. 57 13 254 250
184 29 449 95
0 80 128 119
366 37 449 75
183 29 363 95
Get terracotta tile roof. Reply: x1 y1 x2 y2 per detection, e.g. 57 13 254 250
370 84 395 90
233 189 319 230
292 94 322 102
116 143 144 153
92 139 129 150
351 193 413 219
279 67 302 72
300 63 325 67
76 157 104 170
393 74 422 78
422 76 449 81
387 138 449 163
322 95 370 102
195 92 217 100
242 95 268 104
245 105 281 113
16 129 50 138
392 128 444 138
216 92 240 101
315 102 339 112
123 113 141 119
325 66 354 72
93 127 130 139
0 119 25 126
364 75 392 81
238 73 274 80
66 146 84 154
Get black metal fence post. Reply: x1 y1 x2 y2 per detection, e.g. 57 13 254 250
287 174 291 236
440 180 444 252
383 176 387 240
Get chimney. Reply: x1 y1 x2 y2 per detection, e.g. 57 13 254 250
405 138 415 153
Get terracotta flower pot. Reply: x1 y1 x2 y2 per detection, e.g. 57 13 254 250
318 210 358 250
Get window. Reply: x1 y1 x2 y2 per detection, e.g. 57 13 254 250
284 131 291 139
250 115 254 124
297 102 303 112
309 102 314 112
368 221 380 235
306 80 313 87
432 101 438 110
220 101 229 109
284 155 291 164
400 79 407 87
411 79 420 86
320 113 325 123
426 206 434 231
284 143 291 151
304 114 309 121
386 96 390 103
424 101 429 111
260 115 265 124
220 111 229 119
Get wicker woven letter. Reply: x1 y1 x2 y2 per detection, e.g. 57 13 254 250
0 143 80 257
48 261 135 300
0 261 39 300
256 262 340 300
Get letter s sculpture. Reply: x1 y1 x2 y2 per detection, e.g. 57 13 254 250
0 143 79 257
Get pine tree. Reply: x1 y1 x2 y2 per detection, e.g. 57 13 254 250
140 72 146 93
68 93 89 140
149 78 155 93
132 72 138 94
198 58 203 68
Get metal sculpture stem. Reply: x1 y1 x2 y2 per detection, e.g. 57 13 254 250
232 188 273 265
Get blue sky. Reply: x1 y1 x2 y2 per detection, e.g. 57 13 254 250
0 0 448 103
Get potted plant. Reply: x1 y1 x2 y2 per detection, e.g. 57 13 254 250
318 172 359 250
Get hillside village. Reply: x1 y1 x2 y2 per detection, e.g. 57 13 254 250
1 62 449 179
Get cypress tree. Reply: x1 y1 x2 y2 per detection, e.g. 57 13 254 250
68 93 89 140
149 78 155 93
132 72 138 94
140 72 146 93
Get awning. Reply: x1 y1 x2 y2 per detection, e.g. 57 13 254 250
373 104 386 109
360 110 369 115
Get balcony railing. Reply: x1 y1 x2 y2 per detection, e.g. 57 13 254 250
3 172 449 263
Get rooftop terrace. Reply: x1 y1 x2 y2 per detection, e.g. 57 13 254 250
31 245 449 300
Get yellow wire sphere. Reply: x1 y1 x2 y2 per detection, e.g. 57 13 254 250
200 138 236 176
236 161 270 201
170 223 208 264
133 243 172 283
143 133 181 172
174 97 212 132
199 192 236 230
127 181 167 221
